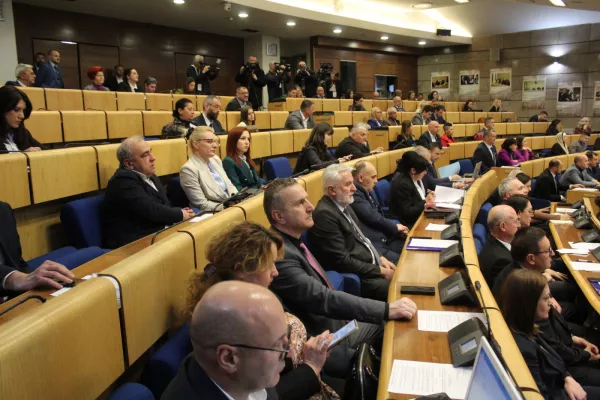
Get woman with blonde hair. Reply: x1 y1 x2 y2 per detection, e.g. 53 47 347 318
575 117 592 136
367 107 388 128
489 98 502 112
187 221 340 400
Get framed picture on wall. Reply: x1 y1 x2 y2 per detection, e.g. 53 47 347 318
267 43 278 57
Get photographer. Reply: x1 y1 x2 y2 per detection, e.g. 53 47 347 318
294 61 318 98
324 72 342 99
235 56 266 110
265 61 286 101
187 55 220 95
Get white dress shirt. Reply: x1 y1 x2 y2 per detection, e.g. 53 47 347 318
414 179 426 200
133 170 158 191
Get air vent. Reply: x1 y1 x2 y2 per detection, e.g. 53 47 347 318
241 28 260 33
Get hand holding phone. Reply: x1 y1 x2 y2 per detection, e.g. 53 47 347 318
328 319 359 349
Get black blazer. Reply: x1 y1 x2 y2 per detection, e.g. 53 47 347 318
294 145 335 174
117 81 142 93
162 354 278 400
308 196 382 281
492 261 521 296
539 307 591 367
224 98 247 112
551 144 567 156
0 202 29 295
423 162 451 190
532 169 566 202
101 168 183 248
479 235 512 287
0 128 44 152
187 65 218 95
294 70 318 98
334 137 371 159
104 76 120 92
472 142 498 172
191 114 225 134
389 172 426 227
349 183 398 250
416 131 441 148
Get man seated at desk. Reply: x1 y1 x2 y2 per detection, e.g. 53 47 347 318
568 132 590 154
334 122 384 159
532 159 578 202
413 144 465 190
101 136 195 249
586 150 600 181
559 154 599 189
191 95 225 134
284 99 315 130
495 176 567 222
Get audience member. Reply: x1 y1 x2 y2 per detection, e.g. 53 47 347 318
222 127 260 191
559 154 599 188
547 119 562 136
385 108 400 126
472 129 498 171
392 96 404 112
294 61 318 98
489 98 502 112
416 93 424 101
367 107 388 128
105 65 124 92
236 56 266 110
186 55 219 95
462 100 474 111
237 106 256 129
284 99 315 130
161 98 196 139
295 87 304 98
283 86 297 99
498 137 525 166
431 105 446 125
532 160 573 202
175 77 196 95
308 164 397 301
516 136 534 161
5 64 36 87
191 95 225 134
504 195 534 229
568 132 590 154
416 120 441 148
117 68 141 92
574 117 592 136
351 161 408 263
225 86 250 112
411 104 433 126
101 136 194 248
408 91 416 100
0 86 44 152
143 77 157 93
586 150 600 180
265 62 286 101
428 91 440 101
162 281 285 400
393 89 402 99
315 86 325 99
348 93 366 111
372 91 380 99
474 117 495 141
83 66 108 91
345 90 354 100
32 52 45 76
264 178 417 378
34 49 63 89
440 123 455 147
180 127 237 212
551 133 569 156
529 110 549 122
417 143 464 189
325 72 342 99
334 122 383 159
294 122 349 174
390 151 436 227
394 120 416 149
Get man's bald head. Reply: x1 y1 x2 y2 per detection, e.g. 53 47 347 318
488 205 520 241
428 120 440 134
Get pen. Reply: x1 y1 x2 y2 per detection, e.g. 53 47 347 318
576 259 594 263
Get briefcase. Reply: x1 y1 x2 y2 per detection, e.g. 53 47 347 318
343 344 380 400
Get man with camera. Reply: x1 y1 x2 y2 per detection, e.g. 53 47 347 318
265 62 287 102
235 55 266 110
187 55 220 95
294 61 318 98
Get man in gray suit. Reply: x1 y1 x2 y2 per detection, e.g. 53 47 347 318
284 99 315 130
411 104 433 126
264 177 417 378
559 154 599 189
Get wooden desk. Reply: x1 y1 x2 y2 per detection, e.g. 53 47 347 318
566 189 600 203
268 102 287 111
491 166 517 186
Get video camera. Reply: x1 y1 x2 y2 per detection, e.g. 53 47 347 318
318 62 334 82
200 59 221 72
244 61 260 73
275 61 291 73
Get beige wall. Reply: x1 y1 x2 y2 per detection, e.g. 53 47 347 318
418 24 600 129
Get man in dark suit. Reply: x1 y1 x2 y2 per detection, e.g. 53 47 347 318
532 160 570 202
472 129 498 172
33 52 45 76
186 55 219 95
264 178 417 377
162 281 283 400
309 164 398 301
33 49 64 89
265 62 287 102
105 65 124 92
5 64 36 87
414 143 464 190
235 56 266 110
284 99 315 130
294 61 318 98
350 161 408 263
191 95 225 134
416 121 442 148
586 151 600 181
431 105 446 125
225 86 250 112
334 122 383 159
0 201 74 296
529 111 548 122
101 136 195 248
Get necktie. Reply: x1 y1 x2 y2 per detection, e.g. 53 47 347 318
553 175 558 193
491 146 497 165
298 243 334 289
208 162 229 195
343 209 382 267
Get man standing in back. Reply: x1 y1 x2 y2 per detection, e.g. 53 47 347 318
34 49 64 89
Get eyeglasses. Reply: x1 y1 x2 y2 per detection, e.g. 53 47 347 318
226 325 291 360
533 248 554 255
199 139 220 145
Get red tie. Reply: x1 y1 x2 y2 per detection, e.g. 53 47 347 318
299 243 334 289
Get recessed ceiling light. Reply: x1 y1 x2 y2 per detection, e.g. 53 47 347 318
549 0 566 6
333 28 342 34
412 3 432 9
238 11 249 18
61 41 77 45
418 40 427 45
381 35 389 40
173 0 185 4
454 0 469 3
287 21 296 26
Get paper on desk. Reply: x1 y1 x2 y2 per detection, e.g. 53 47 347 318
407 238 459 251
570 262 600 272
556 248 589 255
50 287 72 297
438 162 460 179
435 203 462 210
569 242 600 250
550 220 574 225
388 360 472 399
435 186 465 204
425 223 451 232
190 213 214 223
418 310 487 333
556 208 577 214
572 188 598 192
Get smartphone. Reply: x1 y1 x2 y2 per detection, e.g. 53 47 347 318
589 278 600 295
328 319 359 349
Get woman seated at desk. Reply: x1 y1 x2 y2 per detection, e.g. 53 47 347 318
162 98 196 139
83 66 109 91
552 132 569 156
463 100 474 111
499 269 600 400
294 122 350 174
517 136 534 161
237 106 257 132
180 126 237 212
174 77 196 95
222 127 261 191
0 86 44 152
393 121 416 149
348 93 366 111
547 119 562 136
367 107 388 128
489 98 502 112
390 151 436 227
498 137 525 166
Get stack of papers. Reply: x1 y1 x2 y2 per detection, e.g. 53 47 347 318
435 203 462 210
550 220 574 225
569 242 600 250
556 208 576 214
556 248 589 255
407 238 458 251
572 188 598 192
417 310 487 332
570 261 600 272
388 360 472 399
425 223 450 232
435 186 465 204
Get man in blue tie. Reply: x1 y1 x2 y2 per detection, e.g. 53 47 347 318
34 49 64 89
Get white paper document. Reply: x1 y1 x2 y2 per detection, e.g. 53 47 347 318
417 310 487 333
435 186 465 204
435 203 462 210
556 248 589 255
569 242 600 250
425 223 451 232
388 360 473 399
571 262 600 272
190 213 214 223
572 188 598 192
407 238 459 250
556 208 576 214
550 220 574 225
50 287 72 297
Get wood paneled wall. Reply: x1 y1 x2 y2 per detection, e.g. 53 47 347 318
13 3 244 94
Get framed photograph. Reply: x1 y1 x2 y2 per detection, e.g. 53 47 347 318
267 43 278 57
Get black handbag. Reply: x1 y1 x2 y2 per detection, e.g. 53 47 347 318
343 344 380 400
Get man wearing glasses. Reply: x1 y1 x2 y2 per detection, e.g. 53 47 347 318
192 95 225 134
162 281 286 400
225 86 250 112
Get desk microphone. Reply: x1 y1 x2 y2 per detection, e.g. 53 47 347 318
474 280 501 356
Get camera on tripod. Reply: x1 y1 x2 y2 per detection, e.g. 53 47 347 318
318 63 334 82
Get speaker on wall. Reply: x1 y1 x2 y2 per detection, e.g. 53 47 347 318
490 48 500 62
437 29 451 37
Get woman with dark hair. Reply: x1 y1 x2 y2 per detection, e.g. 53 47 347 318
237 106 256 131
175 77 196 95
83 66 109 91
408 90 416 100
117 68 141 92
462 100 474 111
499 269 600 400
498 137 525 166
161 98 196 139
393 120 416 149
517 136 534 161
187 221 340 400
505 194 534 227
428 90 440 101
344 89 354 100
390 151 436 226
0 86 44 152
347 93 365 111
222 127 260 191
294 122 350 174
547 119 562 136
515 172 532 194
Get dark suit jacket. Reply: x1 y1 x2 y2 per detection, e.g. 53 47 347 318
224 98 248 112
416 131 441 148
186 65 218 94
293 146 335 174
0 202 29 295
551 143 567 156
284 110 315 130
294 70 318 98
308 196 382 281
117 81 142 92
104 76 121 92
334 137 371 159
479 235 512 287
539 307 591 367
265 71 283 101
532 169 566 202
4 81 24 87
33 61 64 88
101 168 183 248
271 229 386 338
0 128 44 152
472 142 498 172
162 354 278 400
235 67 266 110
350 183 398 251
221 156 260 191
423 162 451 190
492 261 521 296
191 114 225 134
389 172 426 227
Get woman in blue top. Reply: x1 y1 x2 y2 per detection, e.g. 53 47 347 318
222 127 261 191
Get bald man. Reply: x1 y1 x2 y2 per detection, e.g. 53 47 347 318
163 281 285 400
559 154 599 189
478 205 521 286
416 120 441 148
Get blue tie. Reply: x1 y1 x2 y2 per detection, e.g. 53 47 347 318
208 162 229 195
